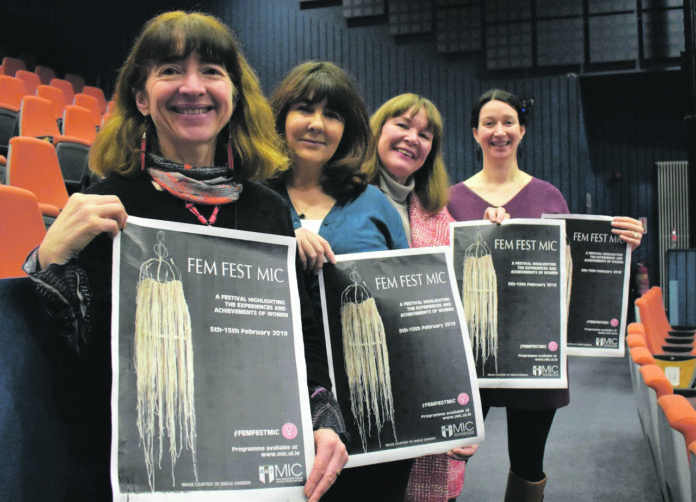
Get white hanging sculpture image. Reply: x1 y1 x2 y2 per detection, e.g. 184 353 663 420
462 236 499 375
134 231 198 490
340 262 396 452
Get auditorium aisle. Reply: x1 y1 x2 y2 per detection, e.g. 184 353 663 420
458 353 662 501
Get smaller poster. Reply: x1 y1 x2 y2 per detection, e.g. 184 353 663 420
319 247 483 468
111 216 314 501
543 214 631 357
450 219 568 389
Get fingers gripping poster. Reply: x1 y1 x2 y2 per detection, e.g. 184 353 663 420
450 219 568 389
319 247 483 468
111 216 313 501
542 214 631 357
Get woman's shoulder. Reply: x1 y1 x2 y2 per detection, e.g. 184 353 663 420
528 176 562 194
526 177 567 202
524 177 569 212
357 184 392 204
245 179 287 203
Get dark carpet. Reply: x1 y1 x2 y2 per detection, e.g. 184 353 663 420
457 354 662 501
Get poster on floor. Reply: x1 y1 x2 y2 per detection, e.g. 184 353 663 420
542 214 631 357
319 247 483 468
111 216 313 501
450 219 568 389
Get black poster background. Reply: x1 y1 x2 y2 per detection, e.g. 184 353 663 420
451 220 567 387
113 217 311 499
548 215 630 356
320 249 481 466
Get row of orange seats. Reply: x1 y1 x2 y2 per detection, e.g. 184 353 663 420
1 55 109 111
628 288 696 501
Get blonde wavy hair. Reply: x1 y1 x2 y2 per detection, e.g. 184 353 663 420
90 11 288 180
364 93 450 214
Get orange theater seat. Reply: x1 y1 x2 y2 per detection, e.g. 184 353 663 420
73 94 102 130
15 70 41 95
0 185 46 278
0 76 28 152
36 85 67 123
82 85 108 114
6 136 69 218
1 56 26 77
656 394 696 502
64 73 85 94
33 65 57 85
49 78 75 105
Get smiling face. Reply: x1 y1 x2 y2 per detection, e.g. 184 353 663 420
135 51 234 165
473 99 525 163
284 97 345 171
377 107 433 184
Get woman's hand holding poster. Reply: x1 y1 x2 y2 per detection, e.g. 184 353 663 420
319 247 483 468
450 219 568 389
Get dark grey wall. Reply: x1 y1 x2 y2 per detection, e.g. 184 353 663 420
222 0 689 279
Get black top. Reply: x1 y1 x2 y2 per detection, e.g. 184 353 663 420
27 172 335 500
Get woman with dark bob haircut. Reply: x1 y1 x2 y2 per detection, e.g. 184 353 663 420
267 61 410 501
269 61 373 202
24 12 346 501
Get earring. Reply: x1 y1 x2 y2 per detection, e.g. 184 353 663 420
140 130 147 171
227 123 234 171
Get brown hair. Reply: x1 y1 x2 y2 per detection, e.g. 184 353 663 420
269 61 372 199
90 10 288 180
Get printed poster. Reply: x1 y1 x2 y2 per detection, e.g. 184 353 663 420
543 214 631 357
319 247 483 468
111 216 314 501
450 219 568 389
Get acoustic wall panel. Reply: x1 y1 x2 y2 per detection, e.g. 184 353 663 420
343 0 385 19
535 0 583 18
588 0 636 14
642 0 683 8
435 0 480 6
436 6 482 53
643 9 684 59
537 18 585 66
484 0 532 23
589 13 638 62
485 21 533 69
389 0 433 35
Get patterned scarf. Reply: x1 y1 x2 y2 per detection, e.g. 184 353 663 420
146 153 242 205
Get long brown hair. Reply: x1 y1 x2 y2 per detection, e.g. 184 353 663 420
90 10 288 180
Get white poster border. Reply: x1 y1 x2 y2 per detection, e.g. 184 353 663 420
111 216 313 501
450 218 569 389
319 246 484 468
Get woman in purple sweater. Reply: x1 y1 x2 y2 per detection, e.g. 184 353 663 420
448 89 643 501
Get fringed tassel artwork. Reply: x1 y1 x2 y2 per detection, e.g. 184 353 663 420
462 236 499 375
340 263 396 452
134 231 198 490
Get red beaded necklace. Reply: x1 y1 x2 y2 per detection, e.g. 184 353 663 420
185 202 220 226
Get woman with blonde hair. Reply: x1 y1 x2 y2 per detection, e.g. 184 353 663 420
366 93 478 502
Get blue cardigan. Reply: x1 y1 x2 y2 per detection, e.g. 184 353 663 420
280 184 409 254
